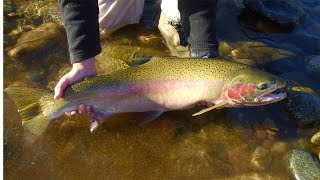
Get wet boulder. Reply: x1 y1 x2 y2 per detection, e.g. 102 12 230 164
305 55 320 81
218 41 295 66
243 0 306 29
283 149 320 179
18 0 62 25
283 84 320 127
7 23 68 63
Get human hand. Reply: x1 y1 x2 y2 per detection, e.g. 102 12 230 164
54 57 97 116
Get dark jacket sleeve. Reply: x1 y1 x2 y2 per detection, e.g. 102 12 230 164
59 0 101 63
178 0 218 58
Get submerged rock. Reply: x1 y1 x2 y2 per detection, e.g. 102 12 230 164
218 41 294 66
8 24 35 37
311 132 320 145
270 141 290 156
18 0 62 25
228 144 251 173
283 149 320 179
96 42 168 72
232 58 256 67
8 23 68 63
231 172 283 180
305 55 320 81
249 146 272 171
4 0 17 17
283 83 320 127
243 0 306 28
169 123 246 177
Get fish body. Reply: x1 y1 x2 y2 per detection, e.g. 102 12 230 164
5 57 287 138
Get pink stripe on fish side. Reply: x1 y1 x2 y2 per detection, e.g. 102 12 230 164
100 80 225 98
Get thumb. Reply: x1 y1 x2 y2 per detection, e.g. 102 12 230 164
54 77 69 99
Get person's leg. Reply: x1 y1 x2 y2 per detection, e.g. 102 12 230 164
178 0 219 58
98 0 145 35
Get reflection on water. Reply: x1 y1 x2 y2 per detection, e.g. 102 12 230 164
4 0 320 179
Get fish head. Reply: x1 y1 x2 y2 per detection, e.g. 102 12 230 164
221 68 287 106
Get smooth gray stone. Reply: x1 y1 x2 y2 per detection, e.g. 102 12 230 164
283 149 320 180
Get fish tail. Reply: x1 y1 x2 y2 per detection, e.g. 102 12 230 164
5 86 52 142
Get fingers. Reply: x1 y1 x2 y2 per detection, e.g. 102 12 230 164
65 110 77 117
64 104 92 117
54 76 69 99
86 105 92 114
78 104 86 114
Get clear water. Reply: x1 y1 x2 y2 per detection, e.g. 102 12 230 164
4 0 320 179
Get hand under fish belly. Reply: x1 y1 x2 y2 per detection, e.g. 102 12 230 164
4 57 287 141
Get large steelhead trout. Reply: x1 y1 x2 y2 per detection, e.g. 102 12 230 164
5 57 286 138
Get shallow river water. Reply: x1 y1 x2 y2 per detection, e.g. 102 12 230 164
3 0 320 179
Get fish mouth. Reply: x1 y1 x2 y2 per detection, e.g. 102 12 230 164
254 85 287 104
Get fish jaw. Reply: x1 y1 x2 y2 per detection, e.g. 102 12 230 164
254 84 287 105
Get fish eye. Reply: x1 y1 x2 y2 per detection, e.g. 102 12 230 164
257 83 268 90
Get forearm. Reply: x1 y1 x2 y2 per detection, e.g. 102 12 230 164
59 0 101 63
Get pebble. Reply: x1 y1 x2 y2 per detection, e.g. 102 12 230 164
311 132 320 145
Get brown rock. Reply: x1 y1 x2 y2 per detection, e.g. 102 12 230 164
8 23 68 62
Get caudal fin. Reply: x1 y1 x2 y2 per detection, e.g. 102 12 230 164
5 86 52 142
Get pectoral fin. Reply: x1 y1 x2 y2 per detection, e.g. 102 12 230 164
192 101 227 116
89 110 111 132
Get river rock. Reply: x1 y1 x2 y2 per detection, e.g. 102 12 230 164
270 141 290 156
18 0 62 25
305 55 320 81
228 144 251 173
8 24 35 38
232 58 256 67
231 172 283 179
311 132 320 145
169 122 246 177
8 23 68 63
263 118 279 139
283 83 320 127
283 149 320 179
218 41 294 66
4 0 17 16
243 0 306 28
249 146 272 171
